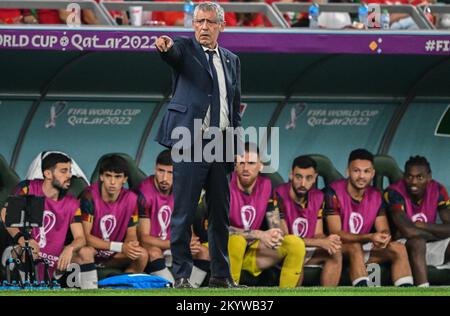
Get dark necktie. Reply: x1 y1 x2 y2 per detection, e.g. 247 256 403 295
206 50 220 129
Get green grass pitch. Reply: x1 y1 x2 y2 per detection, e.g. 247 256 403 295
0 287 449 296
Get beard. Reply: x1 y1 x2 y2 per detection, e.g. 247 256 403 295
52 178 70 191
291 182 307 199
238 176 257 190
157 181 171 194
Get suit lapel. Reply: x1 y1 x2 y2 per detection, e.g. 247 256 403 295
192 38 212 78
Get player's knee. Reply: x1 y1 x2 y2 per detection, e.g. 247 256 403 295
147 247 163 261
346 242 364 256
330 251 343 263
388 241 408 260
405 237 426 253
77 246 96 262
282 235 306 255
140 248 149 261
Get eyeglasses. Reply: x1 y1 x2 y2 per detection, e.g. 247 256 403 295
194 19 220 26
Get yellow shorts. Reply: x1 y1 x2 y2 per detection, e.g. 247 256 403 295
242 240 263 277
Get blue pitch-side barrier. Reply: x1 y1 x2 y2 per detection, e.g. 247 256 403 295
0 26 450 193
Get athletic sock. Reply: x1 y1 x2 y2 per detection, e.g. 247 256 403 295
277 235 305 288
228 235 247 284
79 263 98 289
145 258 174 283
394 276 414 287
189 260 210 288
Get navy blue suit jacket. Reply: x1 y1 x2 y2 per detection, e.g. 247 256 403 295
155 36 242 148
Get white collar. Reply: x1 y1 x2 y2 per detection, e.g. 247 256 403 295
202 45 219 56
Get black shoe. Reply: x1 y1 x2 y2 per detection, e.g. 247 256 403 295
174 278 193 289
353 279 369 287
398 283 414 287
208 277 246 288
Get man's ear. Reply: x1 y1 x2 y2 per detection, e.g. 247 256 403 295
288 171 293 182
43 169 52 180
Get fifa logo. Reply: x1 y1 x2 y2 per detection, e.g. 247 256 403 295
412 213 428 223
292 217 308 238
100 215 117 241
285 103 306 130
368 4 381 28
157 205 172 240
45 101 67 128
241 205 256 231
349 212 364 234
66 3 81 27
36 210 57 248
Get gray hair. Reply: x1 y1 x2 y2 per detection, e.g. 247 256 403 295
194 2 225 23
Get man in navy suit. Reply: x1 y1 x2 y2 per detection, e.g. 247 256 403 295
155 2 242 288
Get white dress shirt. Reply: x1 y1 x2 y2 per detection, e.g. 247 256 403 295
202 45 230 131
